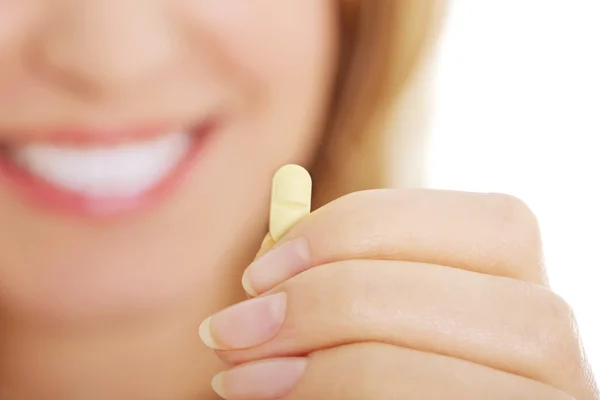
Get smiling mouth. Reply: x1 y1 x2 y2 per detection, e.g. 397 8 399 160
0 119 217 216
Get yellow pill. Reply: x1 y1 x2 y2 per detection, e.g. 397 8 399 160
269 164 312 241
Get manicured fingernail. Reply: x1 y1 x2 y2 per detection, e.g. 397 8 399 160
199 292 287 350
212 358 307 400
242 238 310 296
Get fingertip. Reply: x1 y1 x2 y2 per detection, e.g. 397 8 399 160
199 317 224 350
241 270 258 297
211 372 227 399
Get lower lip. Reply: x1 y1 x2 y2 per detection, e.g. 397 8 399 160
0 122 216 217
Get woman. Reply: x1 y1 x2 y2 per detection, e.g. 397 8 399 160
0 1 596 399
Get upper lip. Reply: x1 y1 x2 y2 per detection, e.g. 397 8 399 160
0 122 193 148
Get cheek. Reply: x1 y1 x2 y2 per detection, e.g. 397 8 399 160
193 0 339 160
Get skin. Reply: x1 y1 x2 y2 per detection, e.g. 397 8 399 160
0 1 596 399
207 191 598 399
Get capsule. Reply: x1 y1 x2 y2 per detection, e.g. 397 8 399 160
269 164 312 241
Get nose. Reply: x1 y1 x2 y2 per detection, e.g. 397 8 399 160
31 1 180 97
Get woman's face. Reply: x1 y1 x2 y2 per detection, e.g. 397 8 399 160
0 1 337 323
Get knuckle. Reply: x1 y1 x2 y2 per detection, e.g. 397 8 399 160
485 193 540 237
526 285 582 369
484 193 545 280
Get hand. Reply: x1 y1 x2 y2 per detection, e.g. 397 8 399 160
200 189 598 400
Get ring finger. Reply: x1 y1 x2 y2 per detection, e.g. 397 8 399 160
212 343 575 400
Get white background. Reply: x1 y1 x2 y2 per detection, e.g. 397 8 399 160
427 2 600 375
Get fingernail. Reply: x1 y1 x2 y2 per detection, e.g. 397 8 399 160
212 358 307 400
242 238 311 296
199 292 287 350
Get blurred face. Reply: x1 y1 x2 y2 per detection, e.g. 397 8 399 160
0 1 338 324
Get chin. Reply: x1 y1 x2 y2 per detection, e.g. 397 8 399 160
0 236 233 327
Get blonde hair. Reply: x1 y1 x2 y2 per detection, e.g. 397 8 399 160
312 0 444 207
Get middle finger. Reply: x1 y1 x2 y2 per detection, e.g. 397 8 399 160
202 260 584 396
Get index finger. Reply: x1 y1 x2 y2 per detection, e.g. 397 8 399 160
247 189 546 294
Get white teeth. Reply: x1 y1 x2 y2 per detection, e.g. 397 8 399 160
11 132 192 197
